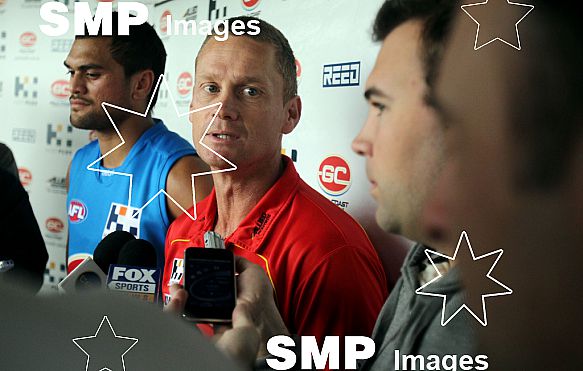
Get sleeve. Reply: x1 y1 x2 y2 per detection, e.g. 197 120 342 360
293 245 388 343
0 143 18 178
0 170 49 293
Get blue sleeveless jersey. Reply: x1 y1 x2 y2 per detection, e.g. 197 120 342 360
67 120 195 274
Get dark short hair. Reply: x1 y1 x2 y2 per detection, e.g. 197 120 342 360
197 16 297 104
372 0 456 94
508 2 583 190
76 12 166 108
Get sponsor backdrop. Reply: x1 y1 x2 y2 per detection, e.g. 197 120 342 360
0 0 407 292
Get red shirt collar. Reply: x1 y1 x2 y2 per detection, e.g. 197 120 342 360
195 156 300 252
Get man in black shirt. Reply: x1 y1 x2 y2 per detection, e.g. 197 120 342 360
0 167 48 293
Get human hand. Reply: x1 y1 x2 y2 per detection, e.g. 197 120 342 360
223 256 289 358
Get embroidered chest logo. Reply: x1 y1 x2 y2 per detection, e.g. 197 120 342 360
102 202 141 239
169 258 184 285
68 199 88 224
253 212 271 237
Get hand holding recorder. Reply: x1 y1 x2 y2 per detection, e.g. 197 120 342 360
165 256 289 365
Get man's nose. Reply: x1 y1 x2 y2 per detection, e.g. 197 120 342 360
217 91 240 122
69 73 87 96
352 121 373 157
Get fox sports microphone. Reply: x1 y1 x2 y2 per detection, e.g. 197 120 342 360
93 230 136 273
106 239 161 303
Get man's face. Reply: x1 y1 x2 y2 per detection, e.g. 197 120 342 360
429 13 583 363
190 37 297 171
65 37 132 130
352 20 444 241
428 15 520 255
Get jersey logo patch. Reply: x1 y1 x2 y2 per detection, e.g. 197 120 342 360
102 202 141 239
68 199 88 224
169 258 184 285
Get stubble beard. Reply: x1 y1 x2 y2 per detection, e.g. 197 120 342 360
70 107 130 132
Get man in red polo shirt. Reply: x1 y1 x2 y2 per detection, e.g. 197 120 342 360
162 16 388 344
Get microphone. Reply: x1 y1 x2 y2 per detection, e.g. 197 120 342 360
118 239 157 267
59 231 135 294
58 257 107 294
93 230 136 273
106 239 161 303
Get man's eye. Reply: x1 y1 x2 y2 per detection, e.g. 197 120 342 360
86 72 100 78
204 85 219 93
66 70 74 76
243 87 259 97
371 101 386 115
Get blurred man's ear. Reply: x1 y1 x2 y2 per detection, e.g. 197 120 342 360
131 70 155 105
282 96 302 134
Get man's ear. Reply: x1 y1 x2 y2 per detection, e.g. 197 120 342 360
131 70 155 105
282 96 302 134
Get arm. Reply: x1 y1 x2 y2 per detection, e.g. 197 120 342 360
165 155 213 221
65 160 71 192
226 257 289 357
65 160 71 268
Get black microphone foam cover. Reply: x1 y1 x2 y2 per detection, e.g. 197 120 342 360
93 231 136 273
118 239 157 268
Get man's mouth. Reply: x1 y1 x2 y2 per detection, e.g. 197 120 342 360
70 98 90 107
214 134 232 139
207 132 239 141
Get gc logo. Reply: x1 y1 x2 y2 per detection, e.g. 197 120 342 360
317 155 351 196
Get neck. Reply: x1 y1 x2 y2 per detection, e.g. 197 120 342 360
430 241 455 259
96 116 154 168
415 229 458 266
213 155 284 238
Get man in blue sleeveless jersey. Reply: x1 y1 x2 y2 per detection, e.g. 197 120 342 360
65 14 213 274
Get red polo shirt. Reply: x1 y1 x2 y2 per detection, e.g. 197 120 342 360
163 156 388 342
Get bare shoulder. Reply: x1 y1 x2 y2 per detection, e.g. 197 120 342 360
166 155 213 214
168 155 210 179
66 160 72 191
